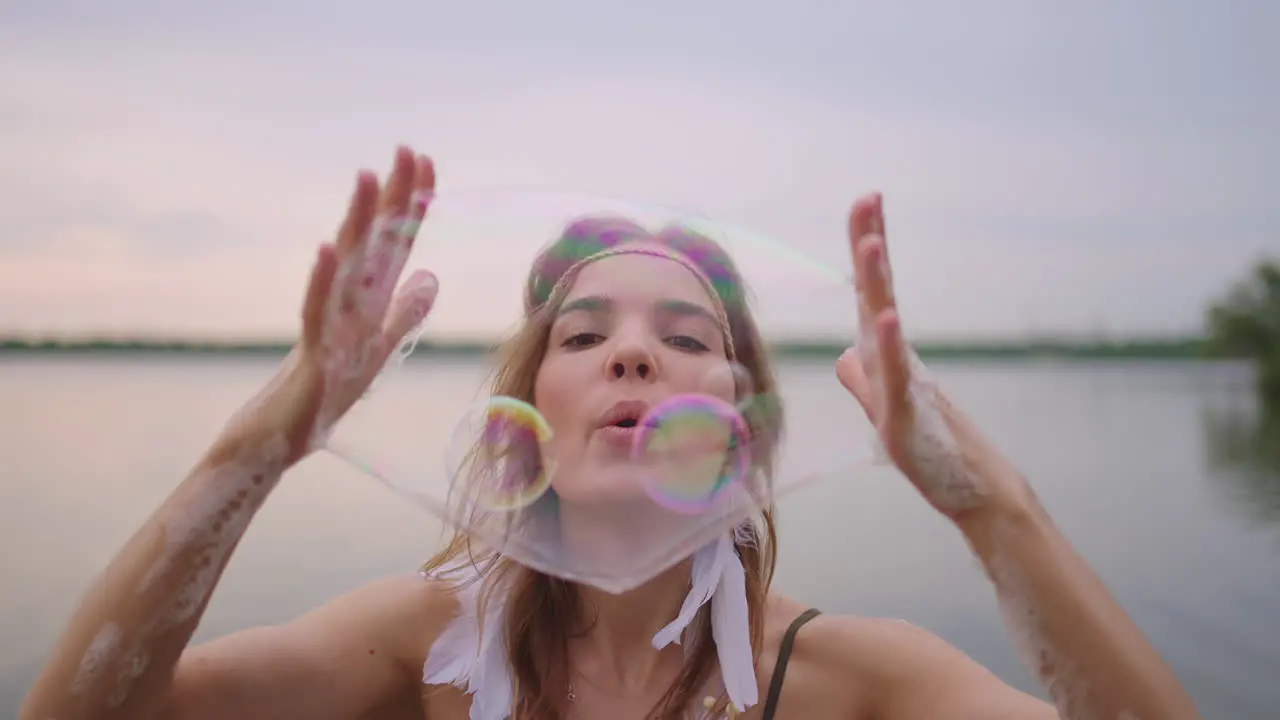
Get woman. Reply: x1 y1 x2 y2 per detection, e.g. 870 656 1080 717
20 146 1200 720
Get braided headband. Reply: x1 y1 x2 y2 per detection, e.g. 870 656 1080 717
537 245 737 360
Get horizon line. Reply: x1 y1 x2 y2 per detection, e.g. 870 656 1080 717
0 334 1213 362
0 329 1209 346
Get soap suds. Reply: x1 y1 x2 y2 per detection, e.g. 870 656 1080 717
140 434 290 630
109 434 291 708
988 544 1105 720
70 623 121 696
854 327 987 514
107 647 149 708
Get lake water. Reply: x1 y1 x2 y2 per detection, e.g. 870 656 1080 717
1 356 1278 718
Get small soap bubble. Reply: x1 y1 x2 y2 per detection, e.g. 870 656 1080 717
632 392 752 515
445 397 555 512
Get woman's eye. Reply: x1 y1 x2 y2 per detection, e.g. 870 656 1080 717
562 332 604 349
667 335 710 352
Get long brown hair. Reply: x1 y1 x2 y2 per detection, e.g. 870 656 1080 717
422 216 785 719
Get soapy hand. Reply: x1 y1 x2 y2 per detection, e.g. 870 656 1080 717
835 194 1020 519
221 146 440 466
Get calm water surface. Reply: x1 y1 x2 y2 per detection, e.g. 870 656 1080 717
1 357 1278 718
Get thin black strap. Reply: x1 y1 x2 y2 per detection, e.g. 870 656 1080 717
761 608 821 719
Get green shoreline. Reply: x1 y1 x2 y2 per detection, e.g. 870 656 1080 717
0 337 1212 361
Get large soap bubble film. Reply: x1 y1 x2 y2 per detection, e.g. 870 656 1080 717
324 187 884 593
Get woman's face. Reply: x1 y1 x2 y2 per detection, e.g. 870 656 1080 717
533 250 738 506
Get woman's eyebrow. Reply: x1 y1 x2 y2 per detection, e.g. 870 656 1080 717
556 295 612 318
556 296 721 328
654 298 722 328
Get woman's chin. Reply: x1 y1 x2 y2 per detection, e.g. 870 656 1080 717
551 470 652 511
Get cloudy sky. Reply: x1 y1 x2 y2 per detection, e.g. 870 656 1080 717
1 1 1275 341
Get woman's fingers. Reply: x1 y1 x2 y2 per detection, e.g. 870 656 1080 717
333 172 380 315
375 154 435 309
300 244 339 352
847 193 882 251
874 309 912 420
380 270 440 358
376 146 419 220
855 228 894 319
835 346 877 421
844 192 913 429
407 154 436 242
356 149 431 324
336 172 380 260
328 147 422 324
848 195 882 335
857 210 912 421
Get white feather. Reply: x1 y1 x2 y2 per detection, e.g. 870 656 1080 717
422 599 479 685
711 533 759 711
420 561 517 720
422 563 481 686
732 520 757 550
652 539 724 649
467 587 514 720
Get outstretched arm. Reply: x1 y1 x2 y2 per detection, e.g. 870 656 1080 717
959 475 1194 719
19 429 295 720
20 147 440 720
836 193 1201 720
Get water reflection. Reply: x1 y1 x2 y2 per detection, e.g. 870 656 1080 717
1201 400 1280 527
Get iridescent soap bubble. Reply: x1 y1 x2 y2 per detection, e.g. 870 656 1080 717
323 186 885 593
444 397 554 512
632 391 752 515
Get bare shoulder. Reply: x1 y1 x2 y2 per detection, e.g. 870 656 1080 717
751 595 876 718
758 595 1054 720
251 570 460 672
166 571 460 719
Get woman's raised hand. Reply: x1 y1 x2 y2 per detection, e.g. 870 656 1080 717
835 194 1024 520
221 146 440 466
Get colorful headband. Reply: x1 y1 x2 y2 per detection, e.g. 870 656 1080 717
539 245 737 360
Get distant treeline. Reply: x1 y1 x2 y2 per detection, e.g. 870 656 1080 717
0 336 1211 361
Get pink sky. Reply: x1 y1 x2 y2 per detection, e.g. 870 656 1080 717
1 2 1275 341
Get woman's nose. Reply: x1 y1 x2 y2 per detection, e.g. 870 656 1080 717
605 333 658 382
610 357 652 380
